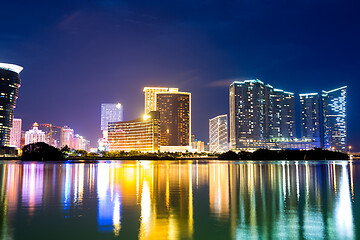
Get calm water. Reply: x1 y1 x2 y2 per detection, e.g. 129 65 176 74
0 160 359 239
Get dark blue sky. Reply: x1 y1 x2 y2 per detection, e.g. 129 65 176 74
1 0 359 149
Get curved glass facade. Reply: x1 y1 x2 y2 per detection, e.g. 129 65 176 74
0 64 22 146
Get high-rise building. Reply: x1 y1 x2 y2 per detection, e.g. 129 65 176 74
108 111 160 152
299 93 321 146
101 103 123 139
0 63 23 146
9 118 22 149
156 91 191 147
143 87 178 114
73 134 91 151
61 126 74 148
209 114 228 152
229 80 266 150
265 86 296 140
25 122 45 145
322 86 347 152
38 124 62 148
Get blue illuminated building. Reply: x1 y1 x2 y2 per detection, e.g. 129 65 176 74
299 93 321 147
322 86 347 152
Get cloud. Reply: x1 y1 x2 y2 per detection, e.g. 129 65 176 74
58 11 83 30
207 78 246 87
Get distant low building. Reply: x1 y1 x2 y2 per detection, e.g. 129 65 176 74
25 122 45 145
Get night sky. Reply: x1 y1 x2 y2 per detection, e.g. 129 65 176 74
1 0 359 150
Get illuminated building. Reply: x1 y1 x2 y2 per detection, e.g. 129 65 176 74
38 124 62 148
322 86 347 152
25 122 46 145
101 103 123 139
156 91 191 148
229 80 266 150
61 126 74 148
73 134 90 151
0 63 22 146
108 111 160 152
9 118 21 149
209 114 228 152
299 93 321 146
143 87 178 114
265 86 296 140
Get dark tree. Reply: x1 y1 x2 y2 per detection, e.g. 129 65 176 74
21 142 65 161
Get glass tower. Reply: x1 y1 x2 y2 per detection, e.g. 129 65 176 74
322 86 347 152
101 103 123 133
265 85 296 140
209 114 228 152
299 93 321 146
229 80 266 150
0 63 23 146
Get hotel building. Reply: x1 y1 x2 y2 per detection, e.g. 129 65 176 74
108 111 160 152
0 63 22 146
299 93 321 147
9 118 22 149
209 114 228 152
101 103 123 139
143 87 178 114
322 86 347 151
25 122 46 145
156 91 191 149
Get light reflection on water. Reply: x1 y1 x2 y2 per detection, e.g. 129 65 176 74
0 160 359 239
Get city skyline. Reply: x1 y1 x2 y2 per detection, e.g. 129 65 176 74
1 1 359 150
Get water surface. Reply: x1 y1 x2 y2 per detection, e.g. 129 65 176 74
0 160 359 239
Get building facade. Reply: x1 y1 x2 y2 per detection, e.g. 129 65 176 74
265 86 296 140
25 122 46 145
9 118 22 149
209 114 228 152
61 126 74 148
101 103 123 139
108 111 160 152
322 86 347 151
156 91 191 147
299 93 321 146
143 87 178 114
38 124 63 148
0 63 23 146
229 80 266 150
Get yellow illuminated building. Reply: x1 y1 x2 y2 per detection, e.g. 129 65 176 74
108 111 160 152
143 87 179 114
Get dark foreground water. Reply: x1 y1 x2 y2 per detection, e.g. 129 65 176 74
0 160 359 239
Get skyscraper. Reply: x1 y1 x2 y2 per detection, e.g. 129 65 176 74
38 124 63 148
209 114 228 152
101 103 123 139
108 111 160 152
156 91 191 148
0 63 23 146
25 122 45 145
299 93 321 145
143 87 178 114
229 80 266 150
322 86 347 152
9 118 22 149
61 126 74 148
265 86 296 140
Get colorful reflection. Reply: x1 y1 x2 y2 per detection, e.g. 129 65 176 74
0 160 359 239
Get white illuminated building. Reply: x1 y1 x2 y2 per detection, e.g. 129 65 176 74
101 103 123 139
209 114 228 152
9 118 22 149
25 122 45 145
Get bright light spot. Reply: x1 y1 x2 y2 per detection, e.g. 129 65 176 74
116 103 122 109
143 114 150 121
